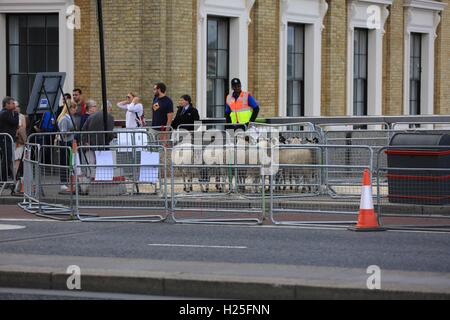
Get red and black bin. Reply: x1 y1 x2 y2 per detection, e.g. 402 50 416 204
386 133 450 205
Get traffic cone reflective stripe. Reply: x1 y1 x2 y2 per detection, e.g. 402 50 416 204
349 169 385 232
360 185 374 210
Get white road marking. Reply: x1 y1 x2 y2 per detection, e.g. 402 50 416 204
0 219 56 222
0 224 26 231
148 243 247 249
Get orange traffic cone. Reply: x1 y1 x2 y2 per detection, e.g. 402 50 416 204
349 169 385 232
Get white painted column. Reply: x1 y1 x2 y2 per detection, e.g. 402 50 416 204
304 22 323 116
195 0 255 118
346 22 355 116
196 10 207 118
403 31 411 116
59 6 74 94
278 21 288 117
403 1 447 116
422 33 435 115
0 1 75 103
278 0 328 117
367 28 384 116
229 16 249 92
347 0 391 116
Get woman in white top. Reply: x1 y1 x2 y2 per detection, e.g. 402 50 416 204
14 101 27 175
116 92 144 129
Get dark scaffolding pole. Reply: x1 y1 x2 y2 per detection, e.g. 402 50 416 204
96 0 108 131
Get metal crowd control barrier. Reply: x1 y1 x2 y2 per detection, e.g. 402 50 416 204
172 128 235 146
321 124 392 150
250 121 316 132
376 146 450 231
178 123 248 132
18 143 42 214
171 144 265 225
19 130 158 220
270 144 373 226
391 122 450 131
75 144 168 222
27 129 155 149
318 123 390 184
18 142 76 220
146 126 173 147
0 133 16 195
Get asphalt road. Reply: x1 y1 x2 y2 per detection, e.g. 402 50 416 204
0 218 449 273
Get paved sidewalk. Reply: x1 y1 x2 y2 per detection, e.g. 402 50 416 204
0 253 449 299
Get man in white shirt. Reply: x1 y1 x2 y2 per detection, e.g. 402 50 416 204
116 92 144 129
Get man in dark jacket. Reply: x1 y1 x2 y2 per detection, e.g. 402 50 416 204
0 97 19 182
81 101 115 146
171 95 200 131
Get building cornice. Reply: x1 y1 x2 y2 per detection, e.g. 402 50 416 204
403 0 447 11
357 0 393 5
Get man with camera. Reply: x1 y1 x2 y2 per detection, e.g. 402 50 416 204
0 96 19 184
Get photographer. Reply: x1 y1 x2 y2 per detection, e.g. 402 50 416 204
0 96 19 184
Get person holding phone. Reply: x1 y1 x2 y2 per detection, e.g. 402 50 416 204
116 92 144 129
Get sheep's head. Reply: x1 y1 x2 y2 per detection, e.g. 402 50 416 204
305 137 319 144
287 137 302 144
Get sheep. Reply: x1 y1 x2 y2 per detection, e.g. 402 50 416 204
234 135 276 194
172 143 203 193
275 140 318 193
202 143 234 193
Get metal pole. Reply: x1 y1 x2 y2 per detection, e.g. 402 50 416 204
96 0 108 131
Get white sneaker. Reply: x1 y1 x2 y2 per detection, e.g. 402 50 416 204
60 185 69 192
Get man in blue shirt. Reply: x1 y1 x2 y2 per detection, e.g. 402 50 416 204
151 82 174 131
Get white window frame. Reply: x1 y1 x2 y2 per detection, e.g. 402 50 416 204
347 0 391 116
403 0 446 116
279 0 328 117
197 0 255 118
0 0 74 101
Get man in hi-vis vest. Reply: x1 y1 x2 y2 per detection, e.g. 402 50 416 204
225 78 259 130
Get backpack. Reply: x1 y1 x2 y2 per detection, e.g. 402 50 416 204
40 111 57 132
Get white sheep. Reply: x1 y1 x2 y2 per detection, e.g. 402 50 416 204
276 142 317 193
202 143 234 193
172 143 203 193
234 136 275 194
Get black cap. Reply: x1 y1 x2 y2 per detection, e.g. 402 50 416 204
231 78 241 86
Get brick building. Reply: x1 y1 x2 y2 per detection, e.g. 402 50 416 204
0 0 449 120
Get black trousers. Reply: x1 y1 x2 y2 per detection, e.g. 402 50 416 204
0 136 14 182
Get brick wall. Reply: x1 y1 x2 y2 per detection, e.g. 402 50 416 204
142 0 195 109
74 0 92 99
321 0 347 116
74 0 450 120
248 0 279 118
383 0 404 115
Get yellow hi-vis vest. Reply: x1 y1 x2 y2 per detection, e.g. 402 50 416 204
226 91 253 124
